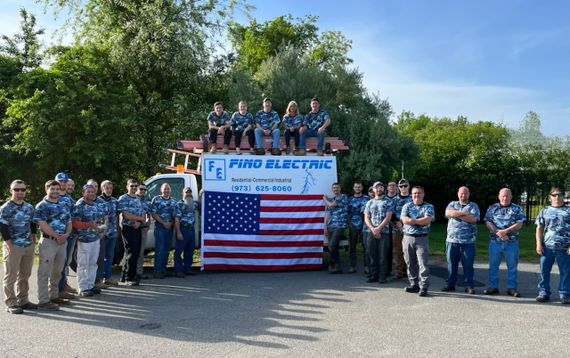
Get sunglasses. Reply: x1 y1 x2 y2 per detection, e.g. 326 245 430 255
550 193 563 198
138 188 147 191
399 185 408 188
129 185 139 188
12 188 26 192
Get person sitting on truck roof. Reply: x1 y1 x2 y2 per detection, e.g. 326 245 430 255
207 101 232 154
299 97 331 156
282 100 304 155
231 100 255 155
254 97 281 156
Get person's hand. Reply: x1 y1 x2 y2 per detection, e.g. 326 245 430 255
133 221 141 230
536 243 544 256
217 128 224 135
318 127 325 134
177 233 183 241
395 221 403 230
264 129 271 135
164 222 173 230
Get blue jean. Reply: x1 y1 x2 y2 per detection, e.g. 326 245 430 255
488 240 519 289
445 242 475 287
97 235 117 280
254 128 280 149
538 246 570 298
300 128 326 151
154 224 174 273
174 226 196 273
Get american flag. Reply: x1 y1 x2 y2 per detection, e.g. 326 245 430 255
201 191 325 271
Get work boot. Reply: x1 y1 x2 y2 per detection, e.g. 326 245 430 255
249 148 256 155
255 148 265 155
324 142 332 154
271 148 281 156
294 149 306 156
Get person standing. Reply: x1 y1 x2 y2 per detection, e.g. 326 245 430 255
282 100 304 155
401 186 435 297
207 101 232 154
483 188 525 297
323 183 349 274
174 187 199 277
254 97 281 155
364 181 394 284
535 187 570 304
136 184 152 280
347 181 369 273
361 186 374 274
55 172 77 298
118 179 146 286
392 179 412 279
230 100 255 155
385 181 398 278
1 180 38 314
151 183 178 278
442 186 480 294
299 97 330 156
96 180 120 286
34 180 72 311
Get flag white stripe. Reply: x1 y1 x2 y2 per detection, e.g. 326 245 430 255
260 200 324 206
203 258 323 265
259 223 323 230
260 211 324 218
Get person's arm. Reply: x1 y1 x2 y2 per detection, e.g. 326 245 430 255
496 221 523 241
378 211 392 231
535 224 544 255
0 222 13 252
414 216 433 226
175 217 183 241
319 118 331 132
322 195 337 208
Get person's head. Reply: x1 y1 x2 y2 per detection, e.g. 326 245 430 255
411 186 425 205
9 179 27 202
183 187 193 200
310 97 320 113
353 181 363 195
66 179 75 195
373 181 385 197
398 179 410 195
387 181 397 196
137 183 147 197
55 172 69 192
45 180 61 200
161 183 171 198
82 184 96 202
238 100 248 114
457 186 470 204
101 180 113 197
548 187 565 207
367 186 374 197
331 182 341 196
86 179 98 193
286 100 298 116
498 188 512 207
262 97 272 112
214 101 223 116
126 179 138 195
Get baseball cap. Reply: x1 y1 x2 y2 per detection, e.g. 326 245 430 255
263 97 271 103
398 179 409 186
55 172 69 181
183 187 192 193
373 181 384 188
82 184 95 191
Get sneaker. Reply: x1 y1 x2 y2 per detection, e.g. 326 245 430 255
126 280 140 286
91 287 102 294
38 302 60 311
59 291 76 300
103 278 119 286
348 267 357 273
441 284 455 292
50 297 70 305
223 145 229 154
270 148 281 156
294 149 306 156
235 148 241 155
64 282 77 294
419 288 428 297
209 144 217 154
18 302 39 310
6 305 24 314
464 287 476 294
405 286 420 293
483 288 499 295
535 295 550 302
94 281 108 289
506 288 521 297
79 290 94 298
175 272 185 278
561 297 570 304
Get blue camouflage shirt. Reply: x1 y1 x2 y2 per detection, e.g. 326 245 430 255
395 195 413 220
72 199 101 243
364 196 395 234
304 109 330 130
283 114 304 130
118 194 145 227
99 195 119 238
33 198 71 236
484 203 525 242
231 112 254 132
255 110 280 130
401 202 436 236
446 201 480 244
207 111 231 127
59 193 75 213
348 195 369 230
326 194 349 229
535 205 570 250
176 200 198 228
0 201 35 247
151 196 178 227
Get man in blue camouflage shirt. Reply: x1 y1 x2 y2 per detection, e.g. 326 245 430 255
401 186 435 297
231 100 255 155
1 180 38 314
483 188 525 297
254 97 281 155
299 97 331 156
535 187 570 304
347 181 369 273
151 183 178 278
443 186 480 294
323 183 349 274
96 180 120 286
174 187 199 277
34 180 72 311
55 172 77 298
364 181 394 283
207 101 232 154
392 179 413 279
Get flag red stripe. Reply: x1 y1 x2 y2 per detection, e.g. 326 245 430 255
261 206 325 212
203 264 323 271
258 229 324 235
259 217 323 224
204 252 322 259
260 194 323 200
204 240 323 247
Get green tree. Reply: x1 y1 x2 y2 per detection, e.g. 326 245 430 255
0 8 44 72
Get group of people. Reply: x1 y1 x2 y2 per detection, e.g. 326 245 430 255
207 97 330 156
1 174 198 314
323 181 570 303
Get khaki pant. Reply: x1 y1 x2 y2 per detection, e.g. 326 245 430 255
392 231 406 277
37 237 67 304
3 243 35 307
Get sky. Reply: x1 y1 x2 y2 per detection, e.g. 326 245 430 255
1 0 569 136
